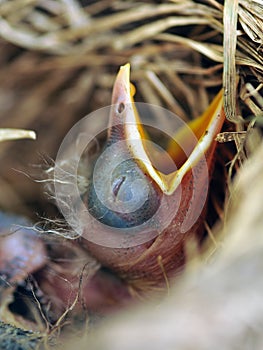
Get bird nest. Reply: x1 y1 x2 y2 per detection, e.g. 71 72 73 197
0 0 263 349
0 0 262 213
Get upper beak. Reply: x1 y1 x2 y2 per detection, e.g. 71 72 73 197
107 63 225 195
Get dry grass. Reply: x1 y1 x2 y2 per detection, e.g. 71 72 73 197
0 128 36 142
0 0 259 216
0 0 262 348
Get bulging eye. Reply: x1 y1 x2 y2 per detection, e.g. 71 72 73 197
86 158 162 228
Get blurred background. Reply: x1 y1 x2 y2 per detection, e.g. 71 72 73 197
0 0 238 219
0 1 262 348
0 1 261 224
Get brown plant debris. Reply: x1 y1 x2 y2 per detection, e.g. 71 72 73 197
0 0 262 348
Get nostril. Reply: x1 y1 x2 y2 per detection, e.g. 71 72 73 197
117 102 125 114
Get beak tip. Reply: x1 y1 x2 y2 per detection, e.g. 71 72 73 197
112 63 131 105
120 62 130 72
118 62 130 83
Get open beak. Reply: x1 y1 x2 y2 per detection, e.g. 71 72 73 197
82 63 226 279
107 63 225 195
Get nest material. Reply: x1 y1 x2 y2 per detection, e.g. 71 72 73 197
0 0 262 348
0 0 262 217
0 321 42 350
